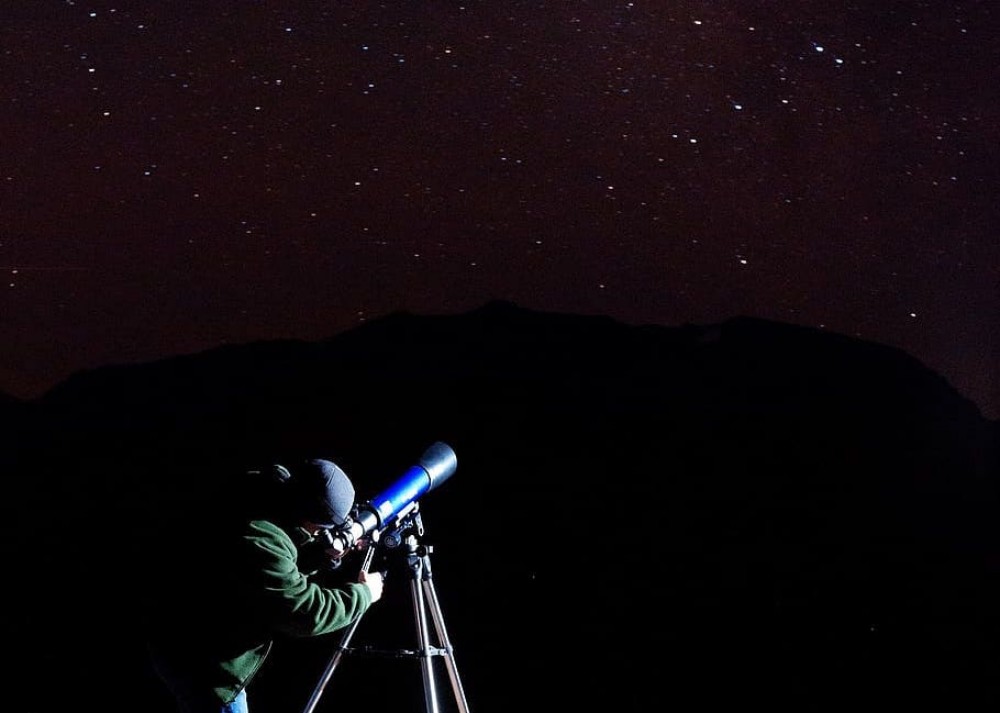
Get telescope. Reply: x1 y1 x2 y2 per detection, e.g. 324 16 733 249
319 441 457 559
302 441 470 713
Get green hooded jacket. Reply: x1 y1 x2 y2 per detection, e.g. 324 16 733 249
146 516 372 704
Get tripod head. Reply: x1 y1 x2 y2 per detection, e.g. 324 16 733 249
377 503 426 551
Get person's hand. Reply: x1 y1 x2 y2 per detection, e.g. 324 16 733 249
359 570 384 603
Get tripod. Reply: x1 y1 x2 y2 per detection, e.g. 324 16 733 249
301 507 471 713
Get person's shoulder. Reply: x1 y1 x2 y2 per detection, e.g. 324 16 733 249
241 518 302 574
246 518 286 537
244 518 297 550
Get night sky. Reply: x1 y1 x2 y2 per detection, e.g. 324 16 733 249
2 1 997 418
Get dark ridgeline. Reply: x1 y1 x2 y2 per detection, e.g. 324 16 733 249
2 301 998 713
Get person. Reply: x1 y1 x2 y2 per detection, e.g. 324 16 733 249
143 457 385 713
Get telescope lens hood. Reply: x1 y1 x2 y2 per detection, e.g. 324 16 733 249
419 442 458 488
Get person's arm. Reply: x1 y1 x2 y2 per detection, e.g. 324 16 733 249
244 520 376 638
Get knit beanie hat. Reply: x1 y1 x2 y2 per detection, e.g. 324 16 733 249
283 459 356 528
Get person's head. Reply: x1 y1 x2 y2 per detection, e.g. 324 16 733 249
277 458 356 531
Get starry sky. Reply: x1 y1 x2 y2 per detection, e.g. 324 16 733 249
2 1 997 418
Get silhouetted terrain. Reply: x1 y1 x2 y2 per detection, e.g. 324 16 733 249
3 302 998 712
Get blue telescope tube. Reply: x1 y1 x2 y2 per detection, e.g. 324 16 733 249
363 441 457 530
326 442 457 556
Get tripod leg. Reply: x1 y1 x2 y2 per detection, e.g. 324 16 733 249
422 576 471 713
410 554 442 713
301 546 377 713
300 617 361 713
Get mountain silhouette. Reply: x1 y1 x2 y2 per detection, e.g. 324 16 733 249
2 301 998 712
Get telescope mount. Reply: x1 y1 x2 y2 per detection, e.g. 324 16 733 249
300 504 471 713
